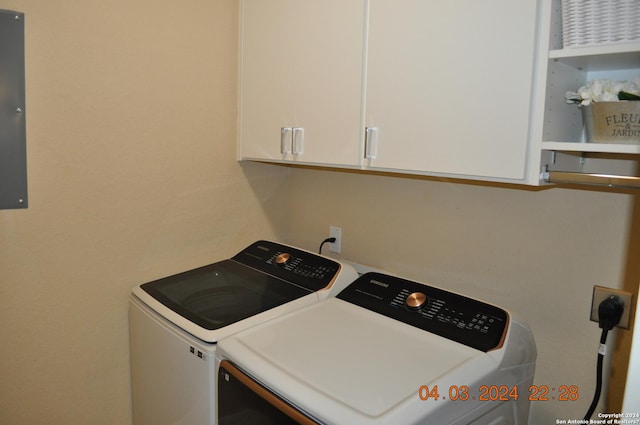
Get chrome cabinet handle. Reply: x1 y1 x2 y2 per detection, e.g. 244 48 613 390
365 127 378 159
292 127 304 155
280 127 292 154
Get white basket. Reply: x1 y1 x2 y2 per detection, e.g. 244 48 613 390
562 0 640 48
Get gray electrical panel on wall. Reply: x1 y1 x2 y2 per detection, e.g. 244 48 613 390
0 10 27 209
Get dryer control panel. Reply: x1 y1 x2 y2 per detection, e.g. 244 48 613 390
232 240 341 291
337 272 508 352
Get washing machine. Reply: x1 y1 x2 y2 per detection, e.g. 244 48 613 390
129 240 358 425
216 272 537 425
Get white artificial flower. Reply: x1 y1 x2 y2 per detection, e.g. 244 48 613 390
565 77 640 106
621 78 640 96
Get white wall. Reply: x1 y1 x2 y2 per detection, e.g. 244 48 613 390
623 291 640 412
0 1 290 424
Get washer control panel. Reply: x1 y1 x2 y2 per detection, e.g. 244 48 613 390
337 272 508 352
232 240 340 291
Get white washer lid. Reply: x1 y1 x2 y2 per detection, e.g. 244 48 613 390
218 298 500 424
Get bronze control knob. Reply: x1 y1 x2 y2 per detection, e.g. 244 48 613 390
275 253 291 266
406 292 427 310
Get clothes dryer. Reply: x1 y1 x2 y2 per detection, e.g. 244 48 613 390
217 272 537 425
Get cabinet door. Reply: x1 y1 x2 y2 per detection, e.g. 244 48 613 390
239 0 365 166
364 0 538 180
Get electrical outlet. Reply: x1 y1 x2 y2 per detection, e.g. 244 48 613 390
329 226 342 253
590 285 633 329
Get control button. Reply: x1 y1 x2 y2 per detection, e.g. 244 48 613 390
406 292 427 310
275 253 291 266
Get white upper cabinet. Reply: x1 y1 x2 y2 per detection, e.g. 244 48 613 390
363 0 539 181
239 0 640 187
238 0 366 166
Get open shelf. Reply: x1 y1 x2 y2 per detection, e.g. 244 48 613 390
542 141 640 154
549 43 640 70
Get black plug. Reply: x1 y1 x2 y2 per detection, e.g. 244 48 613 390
318 237 337 254
584 295 625 420
598 295 624 331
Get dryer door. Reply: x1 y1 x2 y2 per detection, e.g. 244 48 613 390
218 360 320 425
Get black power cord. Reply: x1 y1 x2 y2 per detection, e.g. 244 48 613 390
318 237 336 254
584 295 624 420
